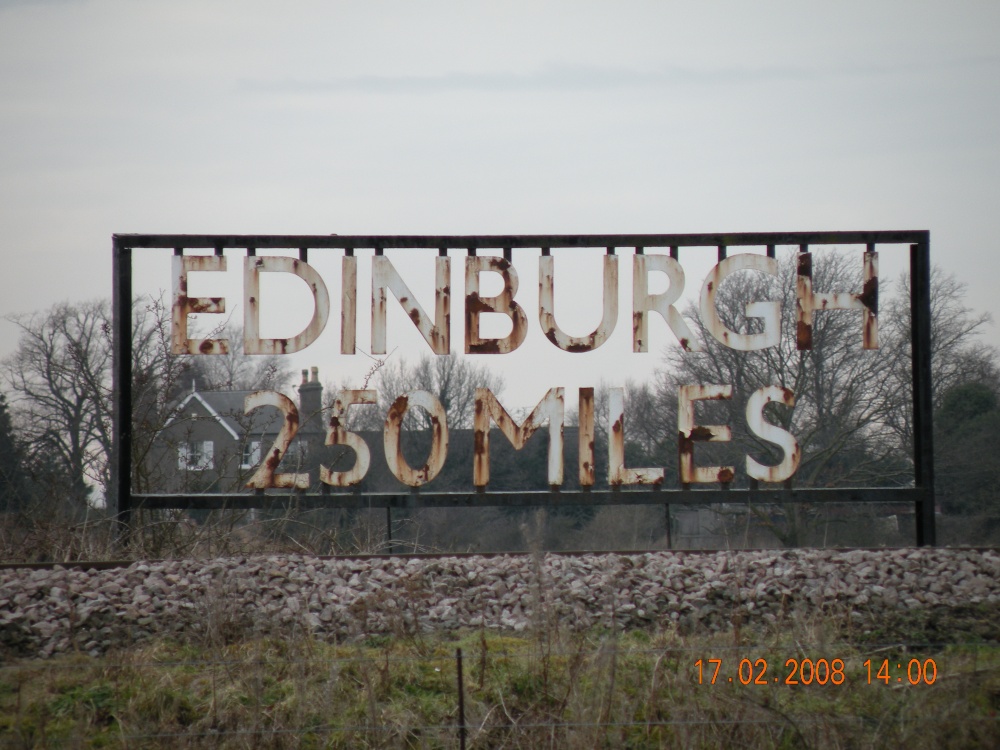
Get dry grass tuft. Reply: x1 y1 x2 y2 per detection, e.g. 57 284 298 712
1 619 998 749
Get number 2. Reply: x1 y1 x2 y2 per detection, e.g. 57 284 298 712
244 391 310 490
785 658 799 684
754 659 768 685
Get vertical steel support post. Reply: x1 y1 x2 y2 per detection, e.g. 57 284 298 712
386 507 393 553
456 647 466 750
910 236 936 545
111 237 133 543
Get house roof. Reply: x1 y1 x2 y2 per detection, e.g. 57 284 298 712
165 389 287 441
165 391 325 440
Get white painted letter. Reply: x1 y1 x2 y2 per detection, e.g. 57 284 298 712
678 384 734 484
633 254 702 352
745 386 800 483
796 250 878 350
244 256 330 354
171 255 229 355
372 255 450 355
464 256 528 354
699 255 780 351
341 254 358 355
539 255 618 352
473 387 564 487
608 387 664 485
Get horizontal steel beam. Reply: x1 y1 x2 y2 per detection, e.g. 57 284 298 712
132 487 930 511
115 231 929 251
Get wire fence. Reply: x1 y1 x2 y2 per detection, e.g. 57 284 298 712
3 639 999 748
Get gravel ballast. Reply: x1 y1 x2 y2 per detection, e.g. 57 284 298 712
2 548 998 658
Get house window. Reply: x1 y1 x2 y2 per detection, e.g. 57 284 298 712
241 440 262 469
285 440 308 464
178 440 214 471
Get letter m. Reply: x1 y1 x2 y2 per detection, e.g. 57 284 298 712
473 388 564 487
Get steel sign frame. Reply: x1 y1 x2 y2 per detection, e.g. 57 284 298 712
111 231 936 546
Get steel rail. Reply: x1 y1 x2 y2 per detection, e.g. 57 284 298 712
3 546 994 572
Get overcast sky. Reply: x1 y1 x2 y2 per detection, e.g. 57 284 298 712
1 0 998 408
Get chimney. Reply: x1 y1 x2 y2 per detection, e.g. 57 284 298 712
298 365 323 420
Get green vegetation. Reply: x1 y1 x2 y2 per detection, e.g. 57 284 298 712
1 621 997 749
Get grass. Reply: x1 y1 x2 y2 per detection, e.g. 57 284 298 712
1 620 998 749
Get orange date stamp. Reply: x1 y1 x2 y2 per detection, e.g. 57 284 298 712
695 657 938 686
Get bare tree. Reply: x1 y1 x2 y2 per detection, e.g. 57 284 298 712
370 353 506 430
622 251 907 546
626 252 999 546
880 267 997 456
130 298 210 493
2 296 200 506
649 250 906 490
3 300 112 506
185 323 292 392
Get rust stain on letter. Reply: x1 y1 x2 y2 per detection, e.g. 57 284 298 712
473 387 564 487
632 253 702 352
372 256 450 355
383 390 449 487
341 254 358 355
795 250 878 351
244 256 330 355
464 256 528 354
677 384 733 484
699 254 780 352
243 390 310 490
746 385 800 483
578 387 595 486
608 387 664 485
320 389 377 487
538 254 618 352
171 255 229 355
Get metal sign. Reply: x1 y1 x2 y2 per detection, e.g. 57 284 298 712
111 232 936 545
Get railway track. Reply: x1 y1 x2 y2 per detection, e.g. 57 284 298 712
3 546 996 572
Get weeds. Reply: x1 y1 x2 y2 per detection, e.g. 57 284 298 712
4 624 996 749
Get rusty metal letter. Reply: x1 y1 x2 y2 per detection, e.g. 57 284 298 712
473 387 564 487
578 387 595 487
539 255 618 352
244 256 330 355
699 255 780 351
383 390 449 486
678 384 734 484
608 387 664 486
796 251 878 350
632 254 702 352
244 391 310 490
746 386 800 483
341 254 358 355
464 256 528 354
320 389 377 487
372 256 450 355
171 255 229 355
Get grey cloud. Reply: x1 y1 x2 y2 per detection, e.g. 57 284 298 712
242 63 818 96
241 55 1000 97
0 0 85 9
